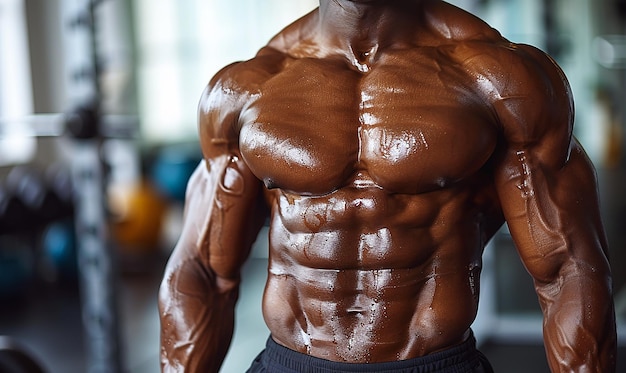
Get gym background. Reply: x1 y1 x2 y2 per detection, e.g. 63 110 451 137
0 0 624 372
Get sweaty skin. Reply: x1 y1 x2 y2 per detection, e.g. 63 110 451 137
159 0 617 372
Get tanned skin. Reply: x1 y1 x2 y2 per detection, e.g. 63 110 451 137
159 1 617 371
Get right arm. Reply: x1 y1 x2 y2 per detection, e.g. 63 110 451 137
158 73 268 372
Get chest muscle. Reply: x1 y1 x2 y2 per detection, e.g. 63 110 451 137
239 53 497 195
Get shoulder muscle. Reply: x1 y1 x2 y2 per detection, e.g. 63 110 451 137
459 42 574 166
198 50 287 159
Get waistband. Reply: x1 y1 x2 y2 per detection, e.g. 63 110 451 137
261 333 482 373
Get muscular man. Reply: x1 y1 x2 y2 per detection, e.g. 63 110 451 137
159 1 617 372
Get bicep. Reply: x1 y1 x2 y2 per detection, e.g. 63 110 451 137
495 137 609 285
171 150 267 286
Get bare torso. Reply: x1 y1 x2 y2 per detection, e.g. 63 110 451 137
160 2 616 371
235 17 505 362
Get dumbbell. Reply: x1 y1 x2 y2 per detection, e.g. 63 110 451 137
0 165 74 234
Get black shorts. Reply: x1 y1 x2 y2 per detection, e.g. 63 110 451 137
246 333 494 373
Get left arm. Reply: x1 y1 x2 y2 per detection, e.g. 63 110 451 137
487 44 616 372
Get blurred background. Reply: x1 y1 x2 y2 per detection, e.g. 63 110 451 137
0 0 624 372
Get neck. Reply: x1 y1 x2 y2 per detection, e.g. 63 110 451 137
317 0 426 70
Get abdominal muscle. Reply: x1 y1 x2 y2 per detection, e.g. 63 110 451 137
260 185 484 363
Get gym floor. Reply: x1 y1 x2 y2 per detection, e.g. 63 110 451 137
1 166 626 373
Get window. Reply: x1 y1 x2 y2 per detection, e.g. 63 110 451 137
0 0 36 166
132 0 318 143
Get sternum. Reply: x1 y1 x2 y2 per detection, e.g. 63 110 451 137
356 124 365 167
356 84 376 169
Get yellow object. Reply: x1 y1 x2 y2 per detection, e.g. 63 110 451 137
110 180 168 254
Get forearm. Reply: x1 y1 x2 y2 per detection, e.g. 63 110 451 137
159 256 239 373
537 268 616 373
